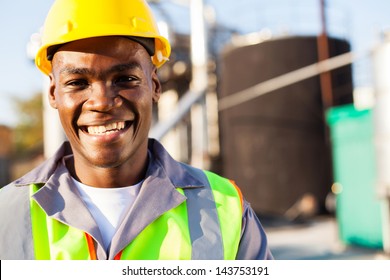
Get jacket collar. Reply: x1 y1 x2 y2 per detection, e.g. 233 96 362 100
146 138 205 189
14 139 205 189
14 142 73 186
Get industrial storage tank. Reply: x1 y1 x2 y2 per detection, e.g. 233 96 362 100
218 35 353 218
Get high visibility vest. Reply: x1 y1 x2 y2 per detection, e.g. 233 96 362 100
29 170 243 260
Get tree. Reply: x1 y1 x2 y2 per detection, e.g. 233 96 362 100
12 92 44 157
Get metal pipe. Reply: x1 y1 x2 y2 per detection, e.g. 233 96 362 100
149 88 205 139
218 51 361 112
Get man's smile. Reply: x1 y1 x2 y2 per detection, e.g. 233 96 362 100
79 120 133 136
85 121 126 135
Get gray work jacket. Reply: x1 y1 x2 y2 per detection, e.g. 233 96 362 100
0 139 273 260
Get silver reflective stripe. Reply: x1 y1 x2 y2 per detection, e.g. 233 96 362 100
182 168 224 260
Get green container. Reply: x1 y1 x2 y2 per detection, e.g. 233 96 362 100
326 104 383 248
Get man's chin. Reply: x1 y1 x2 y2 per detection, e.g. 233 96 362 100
85 154 125 169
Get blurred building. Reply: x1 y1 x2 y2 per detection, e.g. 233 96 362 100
0 125 12 187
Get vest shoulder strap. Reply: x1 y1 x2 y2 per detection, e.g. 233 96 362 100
183 167 242 260
183 168 224 259
204 170 243 260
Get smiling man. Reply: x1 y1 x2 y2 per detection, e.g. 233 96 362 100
50 37 158 188
0 0 272 260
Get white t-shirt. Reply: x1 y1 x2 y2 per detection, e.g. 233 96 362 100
72 178 142 250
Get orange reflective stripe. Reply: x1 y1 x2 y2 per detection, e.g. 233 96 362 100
84 233 97 260
114 251 123 260
85 233 125 260
229 180 244 212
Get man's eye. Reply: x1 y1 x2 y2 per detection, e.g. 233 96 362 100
114 76 138 85
66 79 88 88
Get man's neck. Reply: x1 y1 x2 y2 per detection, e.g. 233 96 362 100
66 154 148 188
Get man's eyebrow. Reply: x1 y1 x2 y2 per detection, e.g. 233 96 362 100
59 63 143 76
60 67 95 76
107 62 143 74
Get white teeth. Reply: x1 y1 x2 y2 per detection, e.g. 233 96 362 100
86 121 126 135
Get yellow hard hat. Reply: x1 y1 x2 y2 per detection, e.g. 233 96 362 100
35 0 171 75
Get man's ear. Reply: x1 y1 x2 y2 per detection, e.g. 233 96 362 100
48 74 58 109
151 67 161 103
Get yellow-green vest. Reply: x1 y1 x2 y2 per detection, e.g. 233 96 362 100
30 170 243 260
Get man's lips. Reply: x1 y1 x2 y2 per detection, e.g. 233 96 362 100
79 121 132 135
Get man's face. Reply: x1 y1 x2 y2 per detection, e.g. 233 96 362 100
49 36 161 171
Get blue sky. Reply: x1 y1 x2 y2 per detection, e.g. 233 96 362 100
1 0 390 127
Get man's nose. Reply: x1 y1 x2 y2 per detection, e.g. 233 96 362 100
85 83 122 111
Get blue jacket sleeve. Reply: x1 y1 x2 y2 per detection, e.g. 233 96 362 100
236 200 274 260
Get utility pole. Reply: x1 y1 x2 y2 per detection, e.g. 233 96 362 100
317 0 333 110
190 0 209 169
27 32 66 158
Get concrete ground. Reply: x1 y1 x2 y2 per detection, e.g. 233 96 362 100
262 215 390 260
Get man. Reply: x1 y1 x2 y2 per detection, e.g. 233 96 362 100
0 0 272 260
